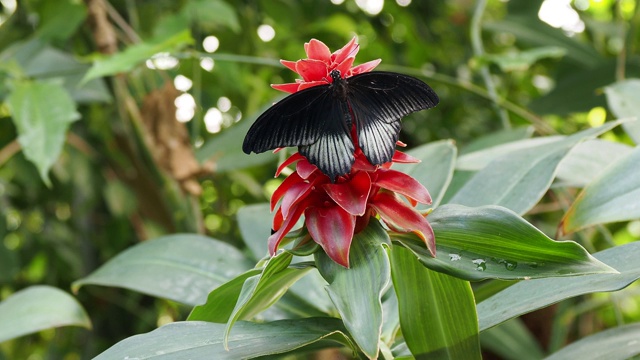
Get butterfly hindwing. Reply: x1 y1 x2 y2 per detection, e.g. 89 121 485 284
242 85 333 154
346 71 439 165
300 99 354 180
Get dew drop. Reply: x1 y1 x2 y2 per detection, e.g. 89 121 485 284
449 253 461 261
472 258 486 271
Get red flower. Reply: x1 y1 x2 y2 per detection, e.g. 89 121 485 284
269 147 436 268
272 37 382 94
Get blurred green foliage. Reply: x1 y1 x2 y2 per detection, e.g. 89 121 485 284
1 0 640 358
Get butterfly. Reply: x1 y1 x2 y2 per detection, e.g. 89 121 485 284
242 69 439 181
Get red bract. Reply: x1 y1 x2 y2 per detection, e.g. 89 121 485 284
269 148 436 268
272 37 382 94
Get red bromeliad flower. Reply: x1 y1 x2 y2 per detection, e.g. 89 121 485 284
269 146 436 268
272 37 382 94
267 37 436 268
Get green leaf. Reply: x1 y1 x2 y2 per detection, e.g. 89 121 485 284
0 286 91 343
477 242 640 330
395 204 616 281
604 79 640 143
456 136 562 171
392 140 457 208
484 16 602 68
555 139 633 188
315 220 391 359
183 0 240 33
82 30 194 82
0 41 112 103
188 269 261 323
5 79 80 185
460 126 534 155
480 319 546 360
479 46 565 72
34 0 87 41
449 121 622 215
236 204 335 315
196 100 280 172
24 47 112 104
94 318 355 360
380 289 399 343
223 252 314 345
73 234 252 306
560 146 640 234
391 245 481 359
544 323 640 360
237 203 272 260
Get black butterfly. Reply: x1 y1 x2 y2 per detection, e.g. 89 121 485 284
242 69 439 180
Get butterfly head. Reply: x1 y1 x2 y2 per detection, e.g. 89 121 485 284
329 69 342 83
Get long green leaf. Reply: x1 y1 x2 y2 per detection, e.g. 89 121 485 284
392 140 457 208
478 46 565 72
456 137 561 171
6 79 80 185
391 245 480 359
544 323 640 360
183 0 240 33
34 0 86 41
561 146 640 234
0 286 91 343
237 204 334 314
395 204 615 281
237 203 272 260
73 234 252 306
477 242 640 330
188 269 261 323
94 318 355 360
1 41 111 103
449 121 621 215
605 79 640 143
82 30 193 82
223 252 314 346
484 16 601 68
555 139 633 188
480 319 545 360
460 126 534 155
315 220 391 359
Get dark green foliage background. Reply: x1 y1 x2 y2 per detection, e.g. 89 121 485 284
1 0 639 358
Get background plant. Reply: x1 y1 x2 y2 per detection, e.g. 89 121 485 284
1 0 640 359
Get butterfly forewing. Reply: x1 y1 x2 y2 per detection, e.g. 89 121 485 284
242 85 332 154
242 82 355 179
346 71 439 165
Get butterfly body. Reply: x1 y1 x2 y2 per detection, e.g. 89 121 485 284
242 70 439 180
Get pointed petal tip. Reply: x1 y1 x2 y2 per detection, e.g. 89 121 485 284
306 206 355 269
305 39 332 62
350 58 382 75
280 59 298 72
271 83 300 94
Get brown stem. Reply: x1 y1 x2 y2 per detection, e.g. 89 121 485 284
85 0 118 54
0 139 21 167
